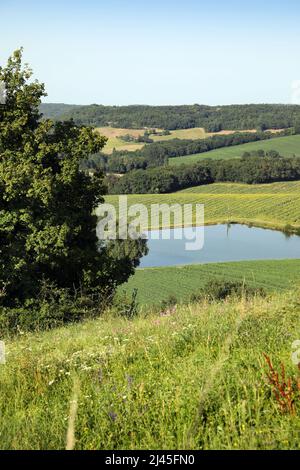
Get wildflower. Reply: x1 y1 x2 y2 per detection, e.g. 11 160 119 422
126 374 134 387
108 411 117 422
48 380 55 386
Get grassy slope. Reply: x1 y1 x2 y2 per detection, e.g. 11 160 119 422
170 134 300 165
104 181 300 231
1 289 300 449
121 260 300 306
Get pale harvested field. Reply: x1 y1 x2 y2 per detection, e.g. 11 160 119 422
103 140 145 154
152 128 284 142
151 127 206 141
97 126 286 154
96 126 157 154
96 127 158 138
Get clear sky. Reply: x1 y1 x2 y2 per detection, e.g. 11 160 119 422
1 0 300 105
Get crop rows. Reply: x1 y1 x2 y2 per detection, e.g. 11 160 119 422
105 184 300 231
120 259 300 305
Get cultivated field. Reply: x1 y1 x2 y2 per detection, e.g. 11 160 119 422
96 127 149 138
170 134 300 165
1 288 300 449
150 128 281 142
121 259 300 306
97 126 208 152
104 181 300 232
95 127 147 154
96 126 290 155
180 180 300 194
151 127 206 141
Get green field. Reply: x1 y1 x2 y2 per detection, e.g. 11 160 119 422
120 259 300 306
1 288 300 449
179 181 300 194
104 181 300 232
170 134 300 165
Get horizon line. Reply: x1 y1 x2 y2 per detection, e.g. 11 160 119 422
41 101 300 107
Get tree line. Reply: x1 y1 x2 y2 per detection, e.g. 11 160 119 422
40 103 300 131
107 156 300 194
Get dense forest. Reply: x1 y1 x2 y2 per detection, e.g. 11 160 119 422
108 156 300 194
39 103 78 119
40 103 300 131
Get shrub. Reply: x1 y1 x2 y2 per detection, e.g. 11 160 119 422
0 281 112 336
112 289 139 319
160 295 178 311
191 280 266 303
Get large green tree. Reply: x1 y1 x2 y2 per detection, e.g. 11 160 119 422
0 50 146 307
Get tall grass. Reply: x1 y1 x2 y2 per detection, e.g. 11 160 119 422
1 289 300 449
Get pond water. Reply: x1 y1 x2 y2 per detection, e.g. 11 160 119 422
139 224 300 268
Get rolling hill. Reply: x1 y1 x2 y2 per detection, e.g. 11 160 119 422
170 134 300 165
2 288 300 449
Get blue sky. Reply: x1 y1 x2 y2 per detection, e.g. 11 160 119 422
1 0 300 105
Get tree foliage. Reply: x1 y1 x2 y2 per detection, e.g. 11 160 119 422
0 50 147 309
109 156 300 194
41 102 300 131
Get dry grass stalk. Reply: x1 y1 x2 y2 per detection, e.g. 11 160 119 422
263 353 300 415
66 376 80 450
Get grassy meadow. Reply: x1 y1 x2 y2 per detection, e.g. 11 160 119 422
170 134 300 165
120 260 300 306
1 288 300 449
